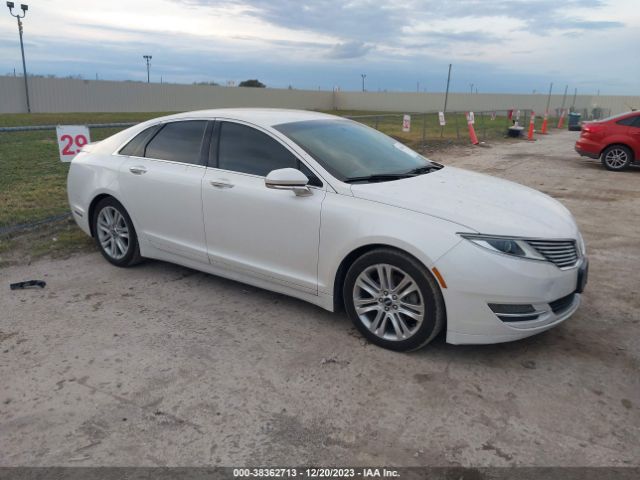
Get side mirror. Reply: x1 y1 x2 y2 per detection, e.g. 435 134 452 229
265 168 312 196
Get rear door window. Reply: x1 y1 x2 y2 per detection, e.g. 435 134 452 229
118 125 161 157
616 117 636 126
144 121 207 165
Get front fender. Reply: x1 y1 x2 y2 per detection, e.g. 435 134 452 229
318 192 466 297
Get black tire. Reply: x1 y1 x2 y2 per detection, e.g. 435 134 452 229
92 197 142 267
343 248 445 352
601 145 632 171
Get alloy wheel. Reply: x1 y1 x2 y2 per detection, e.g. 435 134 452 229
604 148 629 169
352 263 425 341
96 206 130 260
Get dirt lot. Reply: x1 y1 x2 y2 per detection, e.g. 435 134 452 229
1 131 638 466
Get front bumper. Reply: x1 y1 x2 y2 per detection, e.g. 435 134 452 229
434 240 586 345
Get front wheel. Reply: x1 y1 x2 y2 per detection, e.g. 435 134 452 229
601 145 632 171
343 248 445 352
92 197 142 267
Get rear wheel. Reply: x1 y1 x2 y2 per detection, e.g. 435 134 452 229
92 197 142 267
601 145 632 171
343 248 445 352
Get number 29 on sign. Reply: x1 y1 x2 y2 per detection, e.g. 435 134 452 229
56 125 91 162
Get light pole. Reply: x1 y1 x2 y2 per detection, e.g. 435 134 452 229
469 83 474 94
143 55 152 83
440 63 452 139
6 2 30 113
361 73 366 92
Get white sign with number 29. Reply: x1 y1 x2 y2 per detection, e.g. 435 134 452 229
56 125 90 162
402 114 411 132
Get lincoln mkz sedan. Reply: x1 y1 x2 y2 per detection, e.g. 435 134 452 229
67 109 588 351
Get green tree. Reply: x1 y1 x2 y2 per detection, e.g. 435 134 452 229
238 79 266 88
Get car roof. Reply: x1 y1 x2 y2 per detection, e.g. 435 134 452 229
157 108 340 128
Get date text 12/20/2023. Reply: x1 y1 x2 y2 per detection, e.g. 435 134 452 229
233 468 400 478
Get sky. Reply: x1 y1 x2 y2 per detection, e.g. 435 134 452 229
0 0 638 94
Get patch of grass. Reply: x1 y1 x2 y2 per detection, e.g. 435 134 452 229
0 127 124 226
0 218 94 268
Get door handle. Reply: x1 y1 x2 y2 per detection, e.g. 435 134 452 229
210 180 234 189
129 166 147 175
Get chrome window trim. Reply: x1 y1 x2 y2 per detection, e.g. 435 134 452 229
115 154 208 170
204 166 326 192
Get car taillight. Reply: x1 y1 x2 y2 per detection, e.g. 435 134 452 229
582 124 604 134
581 124 605 138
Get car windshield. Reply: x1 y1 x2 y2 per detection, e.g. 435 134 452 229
274 119 436 181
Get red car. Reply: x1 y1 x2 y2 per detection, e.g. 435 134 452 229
575 111 640 171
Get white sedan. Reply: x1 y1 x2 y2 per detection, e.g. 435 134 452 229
67 109 588 351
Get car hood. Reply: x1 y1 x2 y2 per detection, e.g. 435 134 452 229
349 166 579 238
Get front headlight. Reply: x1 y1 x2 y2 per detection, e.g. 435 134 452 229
460 234 546 261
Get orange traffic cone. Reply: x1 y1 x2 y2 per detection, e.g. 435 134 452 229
541 111 549 134
527 112 536 141
557 109 566 129
467 112 479 145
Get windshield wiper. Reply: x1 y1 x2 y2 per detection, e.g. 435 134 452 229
344 163 444 183
403 163 443 175
343 173 416 183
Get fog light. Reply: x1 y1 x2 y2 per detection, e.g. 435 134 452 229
488 303 542 322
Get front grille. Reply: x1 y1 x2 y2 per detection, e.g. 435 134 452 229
549 293 577 313
526 239 579 268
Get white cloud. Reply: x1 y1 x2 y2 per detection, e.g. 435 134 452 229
0 0 637 93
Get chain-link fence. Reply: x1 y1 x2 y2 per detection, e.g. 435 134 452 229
570 107 612 121
344 110 562 152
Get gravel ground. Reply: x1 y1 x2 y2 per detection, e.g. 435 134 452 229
1 130 638 467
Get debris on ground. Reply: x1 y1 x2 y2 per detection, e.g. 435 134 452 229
9 280 46 290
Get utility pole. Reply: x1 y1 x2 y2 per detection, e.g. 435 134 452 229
441 63 452 138
556 84 569 128
560 84 568 112
6 2 31 113
143 55 152 83
443 64 452 114
361 73 366 92
539 82 553 133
